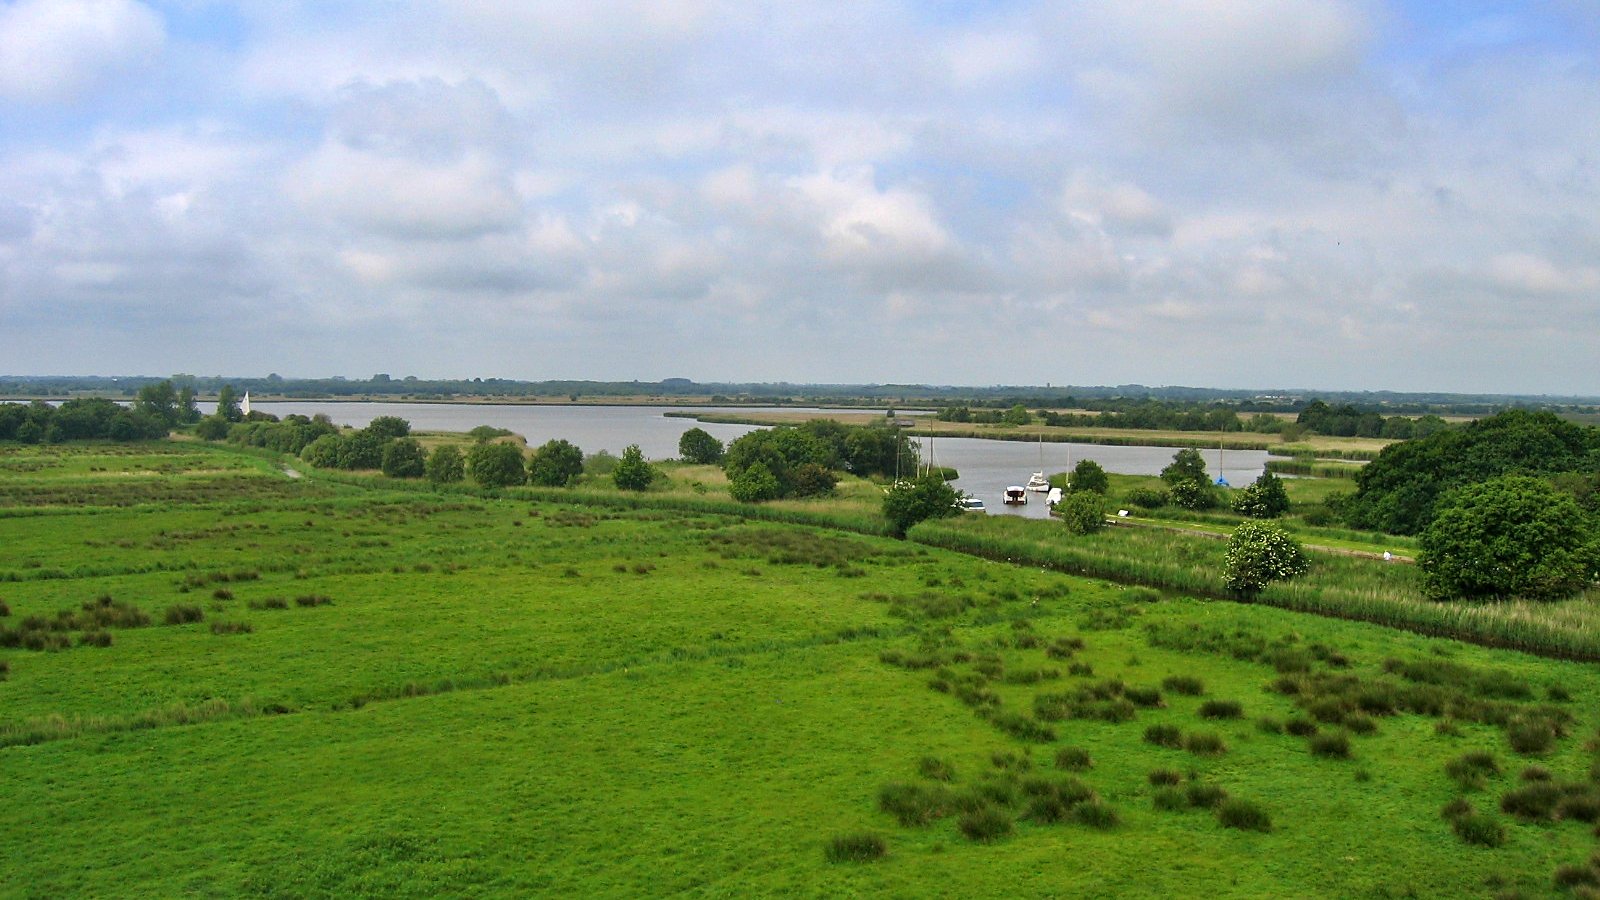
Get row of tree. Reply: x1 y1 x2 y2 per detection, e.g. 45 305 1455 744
719 421 917 503
933 399 1457 440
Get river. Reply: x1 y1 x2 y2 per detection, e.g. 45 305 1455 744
251 401 1265 519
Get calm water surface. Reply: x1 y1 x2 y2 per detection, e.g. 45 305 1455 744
253 402 1265 519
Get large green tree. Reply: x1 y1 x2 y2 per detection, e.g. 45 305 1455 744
528 439 585 486
426 445 465 485
381 438 427 478
677 428 725 464
882 474 960 537
467 441 526 488
1232 472 1290 518
133 380 180 426
1419 475 1595 601
216 385 243 423
1069 459 1109 495
612 444 656 491
1348 410 1600 535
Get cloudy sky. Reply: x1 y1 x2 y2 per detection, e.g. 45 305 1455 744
1 1 1597 393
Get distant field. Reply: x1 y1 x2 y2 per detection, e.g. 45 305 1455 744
2 442 1598 897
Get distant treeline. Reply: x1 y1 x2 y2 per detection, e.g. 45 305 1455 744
2 374 1596 416
935 398 1456 439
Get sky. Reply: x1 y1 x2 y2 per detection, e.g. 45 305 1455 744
1 1 1597 394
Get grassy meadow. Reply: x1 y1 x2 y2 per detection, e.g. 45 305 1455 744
3 441 1600 897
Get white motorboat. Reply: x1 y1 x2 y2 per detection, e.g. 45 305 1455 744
1003 486 1027 505
1045 487 1063 507
957 496 986 512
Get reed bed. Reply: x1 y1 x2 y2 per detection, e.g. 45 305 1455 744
908 518 1600 661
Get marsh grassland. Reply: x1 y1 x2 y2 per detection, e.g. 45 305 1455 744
2 442 1598 897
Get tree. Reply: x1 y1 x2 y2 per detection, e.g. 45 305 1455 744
216 385 243 423
729 461 781 502
678 427 724 464
1223 522 1310 595
882 474 960 538
426 445 465 485
1161 449 1208 486
467 441 526 488
1069 459 1109 494
1419 475 1594 601
338 430 388 470
365 416 411 440
1347 410 1599 535
195 416 232 441
1056 491 1106 535
300 434 344 468
528 439 585 487
133 380 180 426
789 462 838 497
177 386 201 424
1002 404 1032 426
612 444 656 491
381 438 427 478
1169 478 1218 510
1232 472 1291 518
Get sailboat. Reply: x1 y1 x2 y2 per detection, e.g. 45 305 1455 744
1214 434 1230 487
1025 432 1049 491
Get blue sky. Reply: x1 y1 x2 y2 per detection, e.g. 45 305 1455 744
1 1 1596 393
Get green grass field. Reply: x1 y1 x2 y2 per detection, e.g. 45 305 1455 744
3 442 1599 897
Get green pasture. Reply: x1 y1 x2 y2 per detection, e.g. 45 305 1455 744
2 442 1598 897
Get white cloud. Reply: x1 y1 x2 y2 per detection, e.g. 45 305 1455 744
0 0 164 103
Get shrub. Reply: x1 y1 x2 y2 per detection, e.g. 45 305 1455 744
1507 716 1557 755
918 757 956 782
1217 798 1272 832
612 444 657 492
1285 717 1319 737
1500 782 1563 820
1055 747 1093 771
1184 732 1227 756
466 441 526 489
1198 700 1243 720
881 475 960 537
527 439 585 487
1056 491 1106 535
1553 864 1600 890
825 832 886 863
1074 800 1119 830
1451 812 1506 847
380 438 427 479
1344 714 1378 736
1152 787 1187 811
1148 768 1182 786
1558 791 1600 823
1125 686 1164 708
162 604 203 625
1162 675 1205 696
1186 783 1229 809
957 804 1013 842
1223 521 1310 595
1446 751 1500 789
1144 724 1183 748
425 445 465 485
1125 487 1168 509
1310 731 1352 759
878 782 952 826
1232 472 1291 519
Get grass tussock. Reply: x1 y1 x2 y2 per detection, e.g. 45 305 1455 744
1309 730 1353 759
209 621 253 635
878 782 954 827
1183 732 1227 756
247 596 288 610
957 804 1013 842
917 757 956 782
294 594 334 607
1162 675 1205 696
825 833 887 863
1217 798 1272 832
162 603 204 625
1198 699 1243 720
1055 746 1093 771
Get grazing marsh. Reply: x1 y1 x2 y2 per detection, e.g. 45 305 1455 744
2 441 1598 897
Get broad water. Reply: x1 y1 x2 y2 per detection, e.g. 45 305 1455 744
252 402 1266 519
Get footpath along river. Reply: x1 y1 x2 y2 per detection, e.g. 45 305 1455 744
252 402 1266 519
